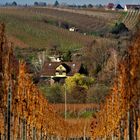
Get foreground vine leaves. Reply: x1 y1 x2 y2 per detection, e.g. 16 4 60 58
91 31 140 139
0 23 91 139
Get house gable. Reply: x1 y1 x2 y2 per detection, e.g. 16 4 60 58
55 65 66 77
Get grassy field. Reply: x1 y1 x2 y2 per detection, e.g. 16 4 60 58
22 7 125 33
0 7 94 52
0 7 122 60
51 103 97 118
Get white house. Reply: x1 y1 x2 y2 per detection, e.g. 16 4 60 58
49 56 62 62
69 27 79 32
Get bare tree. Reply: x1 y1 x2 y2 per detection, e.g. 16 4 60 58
31 51 47 73
82 39 112 77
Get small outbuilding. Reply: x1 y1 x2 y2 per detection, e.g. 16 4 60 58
69 27 79 32
114 4 124 10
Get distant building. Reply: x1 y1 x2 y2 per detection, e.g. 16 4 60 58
106 3 124 11
69 27 79 32
124 5 140 11
112 4 124 10
40 62 87 84
48 56 62 62
106 3 114 10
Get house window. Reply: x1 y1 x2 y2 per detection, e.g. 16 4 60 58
56 70 66 76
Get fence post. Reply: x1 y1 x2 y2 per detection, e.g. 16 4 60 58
22 118 26 140
128 109 134 140
33 127 36 140
120 119 124 140
7 84 12 140
40 127 44 140
4 111 7 140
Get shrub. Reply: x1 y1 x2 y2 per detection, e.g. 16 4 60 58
40 83 64 103
65 74 94 103
65 73 94 92
67 86 87 103
111 22 128 34
62 50 72 61
87 84 110 103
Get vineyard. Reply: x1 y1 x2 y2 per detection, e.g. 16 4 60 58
0 7 140 140
52 103 97 113
0 7 124 35
91 29 140 139
123 9 140 29
0 24 91 139
0 6 121 72
0 7 94 52
25 7 124 33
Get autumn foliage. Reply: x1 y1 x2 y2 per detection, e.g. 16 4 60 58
91 30 140 139
0 24 91 139
0 21 140 139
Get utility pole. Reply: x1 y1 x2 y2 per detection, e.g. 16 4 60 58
64 84 67 120
33 127 36 140
112 49 118 140
83 122 86 140
22 118 26 140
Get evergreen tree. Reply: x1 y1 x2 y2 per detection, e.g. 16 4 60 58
54 0 59 7
34 2 38 6
12 1 17 6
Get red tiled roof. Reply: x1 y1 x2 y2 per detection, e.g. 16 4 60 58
107 3 114 9
40 62 82 77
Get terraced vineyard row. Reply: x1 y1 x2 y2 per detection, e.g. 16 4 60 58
123 10 140 29
0 7 94 52
30 7 124 33
52 103 97 114
1 7 123 34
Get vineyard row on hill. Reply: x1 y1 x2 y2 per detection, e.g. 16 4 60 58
123 10 140 29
